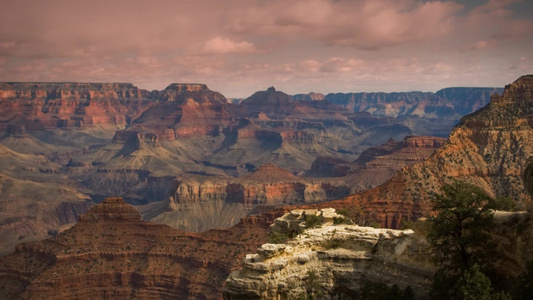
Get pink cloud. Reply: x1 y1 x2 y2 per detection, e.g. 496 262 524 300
226 0 463 50
469 39 499 50
319 58 365 73
0 0 530 97
200 37 258 55
464 0 533 41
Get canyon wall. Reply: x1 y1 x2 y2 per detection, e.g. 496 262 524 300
224 208 533 300
330 75 533 228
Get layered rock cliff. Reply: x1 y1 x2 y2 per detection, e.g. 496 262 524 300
224 209 434 299
322 87 503 119
224 208 533 300
310 136 446 178
147 163 351 232
307 136 446 196
0 82 156 132
334 75 533 228
2 200 532 299
0 197 278 299
146 133 446 232
0 80 510 258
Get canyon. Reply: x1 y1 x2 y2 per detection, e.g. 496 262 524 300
329 75 533 228
0 197 275 299
0 75 530 298
0 81 498 255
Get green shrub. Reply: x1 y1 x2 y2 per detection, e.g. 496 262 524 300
367 222 381 228
305 214 324 228
361 280 414 300
400 220 415 230
324 239 343 249
333 216 348 225
268 232 289 244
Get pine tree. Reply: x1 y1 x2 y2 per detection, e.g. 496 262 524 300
427 180 499 273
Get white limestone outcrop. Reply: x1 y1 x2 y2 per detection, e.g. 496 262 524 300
223 209 434 299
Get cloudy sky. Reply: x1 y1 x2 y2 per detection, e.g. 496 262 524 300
0 0 531 97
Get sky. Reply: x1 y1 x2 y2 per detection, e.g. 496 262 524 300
0 0 531 98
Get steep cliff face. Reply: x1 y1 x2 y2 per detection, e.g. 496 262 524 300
0 82 156 132
132 83 233 139
224 209 434 299
309 136 445 194
224 209 533 300
149 163 351 232
337 75 533 228
241 87 294 117
0 197 278 299
323 87 503 119
435 87 503 116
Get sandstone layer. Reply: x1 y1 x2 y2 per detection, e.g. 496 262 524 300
2 203 533 299
0 197 279 299
147 163 352 231
224 208 533 300
331 75 533 228
0 82 155 131
152 133 444 232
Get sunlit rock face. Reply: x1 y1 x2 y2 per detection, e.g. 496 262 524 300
223 209 435 299
158 163 352 232
224 208 533 300
0 82 156 131
340 75 533 228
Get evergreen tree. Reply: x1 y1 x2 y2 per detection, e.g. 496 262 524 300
512 262 533 300
427 180 515 299
452 264 492 300
427 180 499 273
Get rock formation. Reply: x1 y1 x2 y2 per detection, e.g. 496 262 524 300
332 75 533 227
322 87 502 119
0 82 156 132
0 197 278 299
0 81 508 256
292 92 326 102
146 163 351 231
526 157 533 195
318 87 503 137
223 208 434 299
224 208 533 299
152 134 444 232
307 136 446 196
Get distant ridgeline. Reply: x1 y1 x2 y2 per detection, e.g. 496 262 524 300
294 87 503 119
